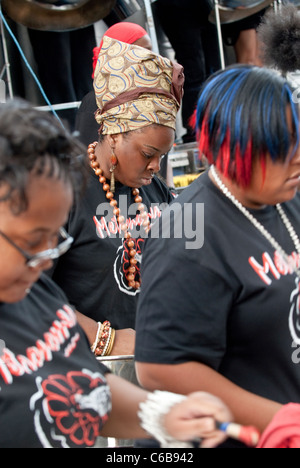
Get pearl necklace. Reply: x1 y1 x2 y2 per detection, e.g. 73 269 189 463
210 165 300 278
88 142 151 290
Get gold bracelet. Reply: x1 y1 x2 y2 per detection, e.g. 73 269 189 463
104 328 116 356
102 326 112 356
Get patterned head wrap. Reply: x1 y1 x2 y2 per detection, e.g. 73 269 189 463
93 36 185 135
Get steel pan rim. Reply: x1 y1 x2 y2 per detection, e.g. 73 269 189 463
218 0 271 9
96 355 135 362
209 0 274 24
26 0 90 10
1 0 117 31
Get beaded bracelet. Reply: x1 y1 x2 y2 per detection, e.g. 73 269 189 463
92 320 116 357
94 320 111 357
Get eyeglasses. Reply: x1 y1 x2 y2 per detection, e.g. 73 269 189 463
0 227 73 268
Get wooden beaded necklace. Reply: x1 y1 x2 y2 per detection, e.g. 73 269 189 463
88 142 151 290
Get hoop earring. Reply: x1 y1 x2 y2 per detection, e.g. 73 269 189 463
110 151 118 194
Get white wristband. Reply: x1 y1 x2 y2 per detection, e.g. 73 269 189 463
138 390 194 448
91 322 102 353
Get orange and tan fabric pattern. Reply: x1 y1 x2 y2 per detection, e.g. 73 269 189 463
93 36 184 135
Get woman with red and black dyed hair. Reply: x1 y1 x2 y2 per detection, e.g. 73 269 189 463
135 65 300 447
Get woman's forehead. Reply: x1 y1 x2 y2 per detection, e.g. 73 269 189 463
0 175 73 220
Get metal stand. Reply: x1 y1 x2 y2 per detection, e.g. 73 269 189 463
214 0 226 70
0 9 13 99
96 355 135 448
143 0 159 54
274 0 282 13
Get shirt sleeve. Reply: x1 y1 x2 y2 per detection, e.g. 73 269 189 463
135 235 234 371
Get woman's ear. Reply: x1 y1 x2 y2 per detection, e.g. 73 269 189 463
107 134 119 149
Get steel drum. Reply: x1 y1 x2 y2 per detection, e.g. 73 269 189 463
97 355 138 385
208 0 274 24
282 0 300 6
96 355 136 447
1 0 117 31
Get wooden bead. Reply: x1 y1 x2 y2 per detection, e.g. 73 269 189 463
130 257 137 265
110 199 118 207
106 191 114 200
103 183 110 192
113 208 120 216
99 176 106 184
129 249 137 257
132 188 139 196
135 195 142 204
127 240 135 249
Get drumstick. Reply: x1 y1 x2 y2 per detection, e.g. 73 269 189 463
216 421 260 447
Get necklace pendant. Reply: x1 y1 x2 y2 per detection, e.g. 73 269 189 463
110 166 116 194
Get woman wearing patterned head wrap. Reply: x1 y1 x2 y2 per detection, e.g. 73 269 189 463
51 38 184 358
75 22 173 188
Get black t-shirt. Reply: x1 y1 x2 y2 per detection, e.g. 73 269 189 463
0 275 111 448
51 171 173 329
75 91 99 147
135 171 300 404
